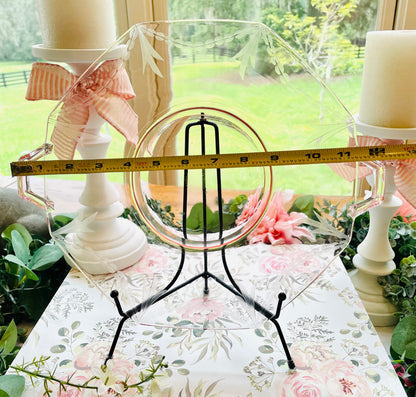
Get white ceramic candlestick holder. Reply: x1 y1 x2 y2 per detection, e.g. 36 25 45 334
32 45 147 275
349 115 416 326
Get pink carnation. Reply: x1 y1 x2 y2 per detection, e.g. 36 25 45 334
395 191 416 222
236 187 262 226
247 189 315 245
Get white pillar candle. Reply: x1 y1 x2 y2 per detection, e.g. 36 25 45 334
359 30 416 128
36 0 117 49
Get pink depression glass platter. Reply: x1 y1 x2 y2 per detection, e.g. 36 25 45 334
20 20 384 331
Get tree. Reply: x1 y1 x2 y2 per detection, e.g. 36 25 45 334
264 0 362 79
0 0 41 61
340 0 378 46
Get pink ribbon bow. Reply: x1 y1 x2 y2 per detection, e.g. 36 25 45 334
331 135 416 207
26 59 138 159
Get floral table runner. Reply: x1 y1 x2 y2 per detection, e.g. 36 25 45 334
11 243 405 396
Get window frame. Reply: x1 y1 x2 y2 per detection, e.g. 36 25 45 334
377 0 416 30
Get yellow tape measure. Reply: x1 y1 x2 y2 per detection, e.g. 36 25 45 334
10 144 416 177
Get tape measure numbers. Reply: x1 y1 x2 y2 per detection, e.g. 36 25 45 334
10 144 416 177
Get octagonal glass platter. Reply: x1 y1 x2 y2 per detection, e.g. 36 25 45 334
18 20 384 330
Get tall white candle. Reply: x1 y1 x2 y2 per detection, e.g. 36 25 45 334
36 0 117 49
359 30 416 128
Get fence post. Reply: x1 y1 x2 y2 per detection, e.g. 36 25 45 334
1 73 6 88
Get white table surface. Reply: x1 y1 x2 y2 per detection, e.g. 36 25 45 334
10 242 406 396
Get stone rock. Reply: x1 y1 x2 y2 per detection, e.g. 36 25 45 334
0 187 49 238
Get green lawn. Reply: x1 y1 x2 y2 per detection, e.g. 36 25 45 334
0 62 126 183
0 60 363 197
170 62 363 196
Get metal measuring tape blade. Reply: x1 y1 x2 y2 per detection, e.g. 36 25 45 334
10 144 416 177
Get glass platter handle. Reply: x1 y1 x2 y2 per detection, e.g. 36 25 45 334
16 142 55 211
348 160 385 218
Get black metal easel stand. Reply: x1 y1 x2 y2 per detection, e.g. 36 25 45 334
105 114 295 370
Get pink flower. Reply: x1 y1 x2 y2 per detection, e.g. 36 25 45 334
279 371 326 397
394 363 414 388
394 363 406 378
318 359 355 380
236 188 262 226
73 342 126 371
247 190 315 245
47 375 94 397
326 373 372 397
123 246 167 275
180 297 225 323
91 360 138 397
276 343 372 397
259 256 292 274
395 192 416 222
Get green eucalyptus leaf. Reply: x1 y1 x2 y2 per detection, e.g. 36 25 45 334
228 194 248 214
31 244 63 271
186 203 208 230
4 255 25 268
0 374 25 397
255 328 266 337
258 345 274 354
1 224 32 248
53 214 75 228
0 320 17 356
193 329 204 337
289 194 315 218
207 211 235 232
4 255 38 281
10 231 30 264
391 316 416 359
50 344 66 354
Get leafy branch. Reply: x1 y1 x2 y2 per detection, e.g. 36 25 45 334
10 355 168 396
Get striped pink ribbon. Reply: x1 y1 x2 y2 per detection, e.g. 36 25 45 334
26 59 138 159
331 135 416 207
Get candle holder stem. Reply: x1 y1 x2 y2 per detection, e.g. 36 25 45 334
64 106 147 274
350 165 400 326
31 47 147 275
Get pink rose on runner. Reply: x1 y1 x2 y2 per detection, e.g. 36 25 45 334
279 371 326 397
180 297 225 323
73 342 127 371
325 373 372 397
132 246 167 274
90 359 138 397
49 375 92 397
259 255 292 274
318 360 372 396
247 189 315 245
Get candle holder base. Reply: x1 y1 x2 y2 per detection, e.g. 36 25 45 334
65 217 147 275
350 266 398 327
347 116 416 327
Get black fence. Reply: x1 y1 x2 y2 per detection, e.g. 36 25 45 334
0 70 31 88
